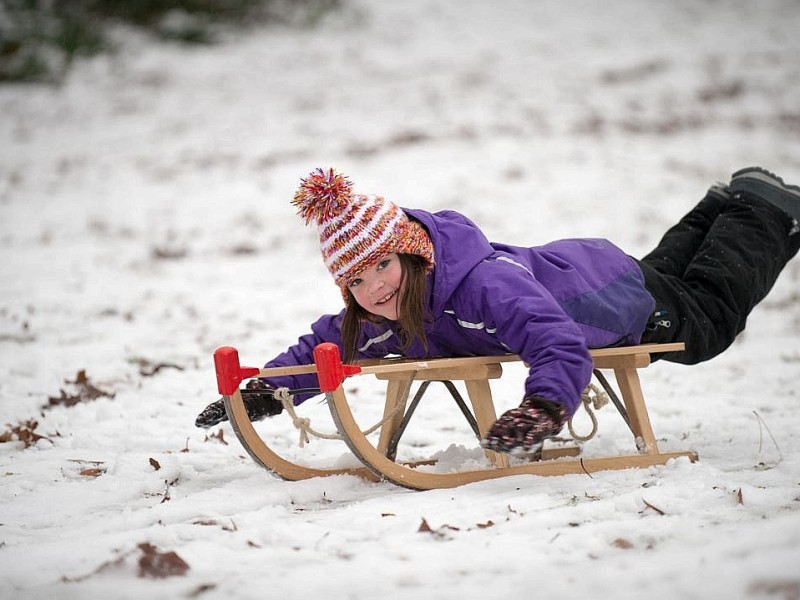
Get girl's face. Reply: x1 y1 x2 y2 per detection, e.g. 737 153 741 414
347 253 404 320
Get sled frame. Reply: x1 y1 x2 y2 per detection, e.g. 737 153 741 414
217 342 697 490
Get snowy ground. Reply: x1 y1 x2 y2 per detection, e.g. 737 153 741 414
2 1 800 598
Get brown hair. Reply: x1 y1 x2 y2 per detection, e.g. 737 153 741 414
342 253 430 362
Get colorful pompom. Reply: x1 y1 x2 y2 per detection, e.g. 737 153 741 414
292 167 353 225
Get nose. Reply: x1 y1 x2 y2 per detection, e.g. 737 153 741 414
369 276 385 296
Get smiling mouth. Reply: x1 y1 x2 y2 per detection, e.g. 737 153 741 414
375 291 397 306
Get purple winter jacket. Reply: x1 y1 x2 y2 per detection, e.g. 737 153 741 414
262 209 655 414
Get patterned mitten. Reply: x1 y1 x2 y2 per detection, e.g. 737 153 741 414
481 395 569 455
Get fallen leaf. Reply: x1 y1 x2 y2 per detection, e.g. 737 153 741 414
476 520 495 529
160 477 178 504
187 583 217 598
151 245 188 261
1 420 49 448
736 488 744 505
149 458 161 471
79 468 104 478
137 542 190 578
129 357 185 377
204 429 228 445
417 518 433 533
612 538 634 549
417 517 459 539
47 370 114 408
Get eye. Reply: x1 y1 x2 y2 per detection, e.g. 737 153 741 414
377 258 391 270
348 278 362 288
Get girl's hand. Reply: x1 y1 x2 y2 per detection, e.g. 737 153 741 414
194 380 283 428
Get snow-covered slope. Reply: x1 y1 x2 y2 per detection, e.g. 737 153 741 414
2 1 800 598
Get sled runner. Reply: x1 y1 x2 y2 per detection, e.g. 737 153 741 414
213 342 697 490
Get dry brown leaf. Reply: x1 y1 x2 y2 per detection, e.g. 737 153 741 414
63 541 189 583
417 517 460 539
612 538 634 549
187 583 217 598
151 245 188 261
476 520 495 529
417 518 433 533
149 457 161 471
137 543 190 578
79 468 104 478
130 357 185 377
47 370 114 408
160 477 179 504
193 519 219 527
1 420 49 448
204 429 228 446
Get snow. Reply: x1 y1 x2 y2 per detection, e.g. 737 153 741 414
2 0 800 598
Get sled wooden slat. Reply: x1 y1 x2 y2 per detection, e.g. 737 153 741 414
222 342 696 489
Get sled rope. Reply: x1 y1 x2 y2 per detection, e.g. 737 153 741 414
274 387 338 446
274 386 406 448
568 382 610 442
275 377 610 447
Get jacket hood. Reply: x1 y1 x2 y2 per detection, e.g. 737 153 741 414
403 208 494 316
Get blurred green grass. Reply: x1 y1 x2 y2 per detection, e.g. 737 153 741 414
0 0 343 83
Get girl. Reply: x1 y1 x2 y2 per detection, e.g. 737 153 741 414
196 167 800 456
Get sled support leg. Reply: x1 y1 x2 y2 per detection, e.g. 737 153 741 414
613 366 658 453
464 379 510 468
375 363 508 467
376 378 412 457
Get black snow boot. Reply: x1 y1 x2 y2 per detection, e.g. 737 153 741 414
731 166 800 226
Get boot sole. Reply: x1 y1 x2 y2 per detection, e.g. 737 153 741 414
730 166 800 221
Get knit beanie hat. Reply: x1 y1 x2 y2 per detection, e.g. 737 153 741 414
292 168 435 289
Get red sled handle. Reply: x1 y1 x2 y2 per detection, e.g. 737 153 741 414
213 343 361 395
313 342 362 392
213 346 260 395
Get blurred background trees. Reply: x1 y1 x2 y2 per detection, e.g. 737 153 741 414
0 0 343 83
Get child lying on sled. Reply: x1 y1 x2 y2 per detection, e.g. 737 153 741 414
196 166 800 456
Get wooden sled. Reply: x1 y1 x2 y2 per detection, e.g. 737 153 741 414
213 342 697 490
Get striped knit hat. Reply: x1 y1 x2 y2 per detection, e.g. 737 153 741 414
292 168 435 289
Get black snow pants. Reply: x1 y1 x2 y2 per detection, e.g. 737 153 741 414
637 187 800 364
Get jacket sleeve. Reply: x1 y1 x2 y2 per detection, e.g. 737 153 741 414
260 312 345 404
260 312 399 404
460 260 593 414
